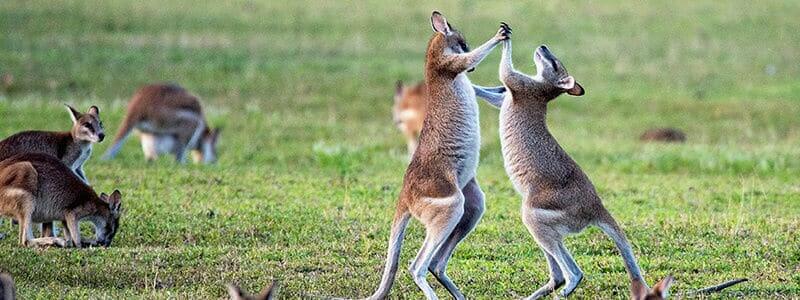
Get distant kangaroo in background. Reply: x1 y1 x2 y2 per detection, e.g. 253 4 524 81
393 81 505 156
492 39 671 299
228 281 277 300
0 153 122 248
365 12 510 300
0 104 105 237
102 83 220 164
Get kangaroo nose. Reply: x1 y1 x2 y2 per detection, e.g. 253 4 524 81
98 133 106 141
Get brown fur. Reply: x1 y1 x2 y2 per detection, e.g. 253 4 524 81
228 281 276 300
365 12 509 300
0 153 122 248
103 83 220 164
393 80 427 156
640 128 686 143
0 104 104 237
497 41 664 299
0 273 14 300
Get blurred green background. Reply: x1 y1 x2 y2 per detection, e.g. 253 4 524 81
1 0 798 299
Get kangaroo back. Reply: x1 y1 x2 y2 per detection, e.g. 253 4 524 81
0 273 15 300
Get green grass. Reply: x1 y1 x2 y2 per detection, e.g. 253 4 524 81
1 0 799 299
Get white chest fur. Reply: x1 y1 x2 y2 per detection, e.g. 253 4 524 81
453 73 480 188
72 145 92 171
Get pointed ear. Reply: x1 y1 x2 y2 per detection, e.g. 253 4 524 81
631 279 649 300
430 11 451 34
227 284 246 300
65 104 81 124
653 276 674 299
107 190 122 213
87 105 100 116
557 76 585 96
395 80 404 97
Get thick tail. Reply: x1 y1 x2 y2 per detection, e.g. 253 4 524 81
596 212 646 296
367 206 411 300
102 115 135 160
0 273 15 300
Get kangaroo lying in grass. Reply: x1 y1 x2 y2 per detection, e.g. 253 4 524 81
365 12 510 300
393 80 505 157
103 83 220 164
0 153 122 248
490 39 675 299
0 273 14 300
0 104 105 238
228 281 276 300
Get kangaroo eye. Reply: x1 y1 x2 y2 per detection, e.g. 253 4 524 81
83 123 93 130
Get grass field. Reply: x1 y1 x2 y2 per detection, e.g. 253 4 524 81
1 0 799 299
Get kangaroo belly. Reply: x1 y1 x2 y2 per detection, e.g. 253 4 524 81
451 74 480 187
141 133 177 154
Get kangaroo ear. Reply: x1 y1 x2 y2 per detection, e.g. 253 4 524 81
395 80 404 97
430 11 451 34
227 284 246 300
652 276 674 299
87 105 100 116
558 76 585 96
65 104 81 124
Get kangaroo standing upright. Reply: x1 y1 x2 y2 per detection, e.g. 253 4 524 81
365 12 510 300
0 104 105 237
102 83 220 164
0 153 123 248
493 39 671 299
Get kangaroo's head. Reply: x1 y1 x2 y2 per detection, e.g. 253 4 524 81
193 127 220 164
429 11 474 72
95 190 122 247
66 104 105 143
227 281 276 300
0 273 15 300
531 45 585 100
393 81 426 127
633 276 674 300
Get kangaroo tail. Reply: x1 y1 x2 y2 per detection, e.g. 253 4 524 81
102 114 135 160
366 206 411 300
596 210 646 296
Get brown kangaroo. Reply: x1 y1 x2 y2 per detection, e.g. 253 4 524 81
393 81 505 157
227 281 276 300
0 273 14 300
102 83 220 164
0 104 105 237
493 39 675 299
0 153 122 248
365 12 510 300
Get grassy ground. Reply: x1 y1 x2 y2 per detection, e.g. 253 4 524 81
1 0 799 299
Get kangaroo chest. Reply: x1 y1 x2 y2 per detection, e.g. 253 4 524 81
64 144 91 171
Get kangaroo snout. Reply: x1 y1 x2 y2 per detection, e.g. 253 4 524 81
98 133 106 142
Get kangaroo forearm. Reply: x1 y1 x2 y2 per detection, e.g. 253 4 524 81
473 85 505 108
499 40 515 78
446 37 500 72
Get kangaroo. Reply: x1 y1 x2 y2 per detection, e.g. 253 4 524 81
228 281 277 300
0 273 14 300
491 39 673 299
102 83 220 164
0 153 122 248
393 80 506 157
365 12 510 300
640 128 686 143
0 104 105 237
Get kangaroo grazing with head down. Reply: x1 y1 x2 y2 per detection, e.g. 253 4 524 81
227 281 277 300
0 273 14 300
0 104 105 237
393 81 506 156
102 83 220 164
490 39 675 299
0 153 122 248
364 12 510 300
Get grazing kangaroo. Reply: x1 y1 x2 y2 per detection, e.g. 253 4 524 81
228 281 277 300
102 83 220 164
0 104 105 237
366 12 510 300
393 81 505 156
493 39 674 299
0 153 122 248
0 273 14 300
640 128 686 143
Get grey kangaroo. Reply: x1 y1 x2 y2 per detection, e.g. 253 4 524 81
365 12 510 300
0 104 105 237
489 38 673 299
0 153 122 248
0 273 14 300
